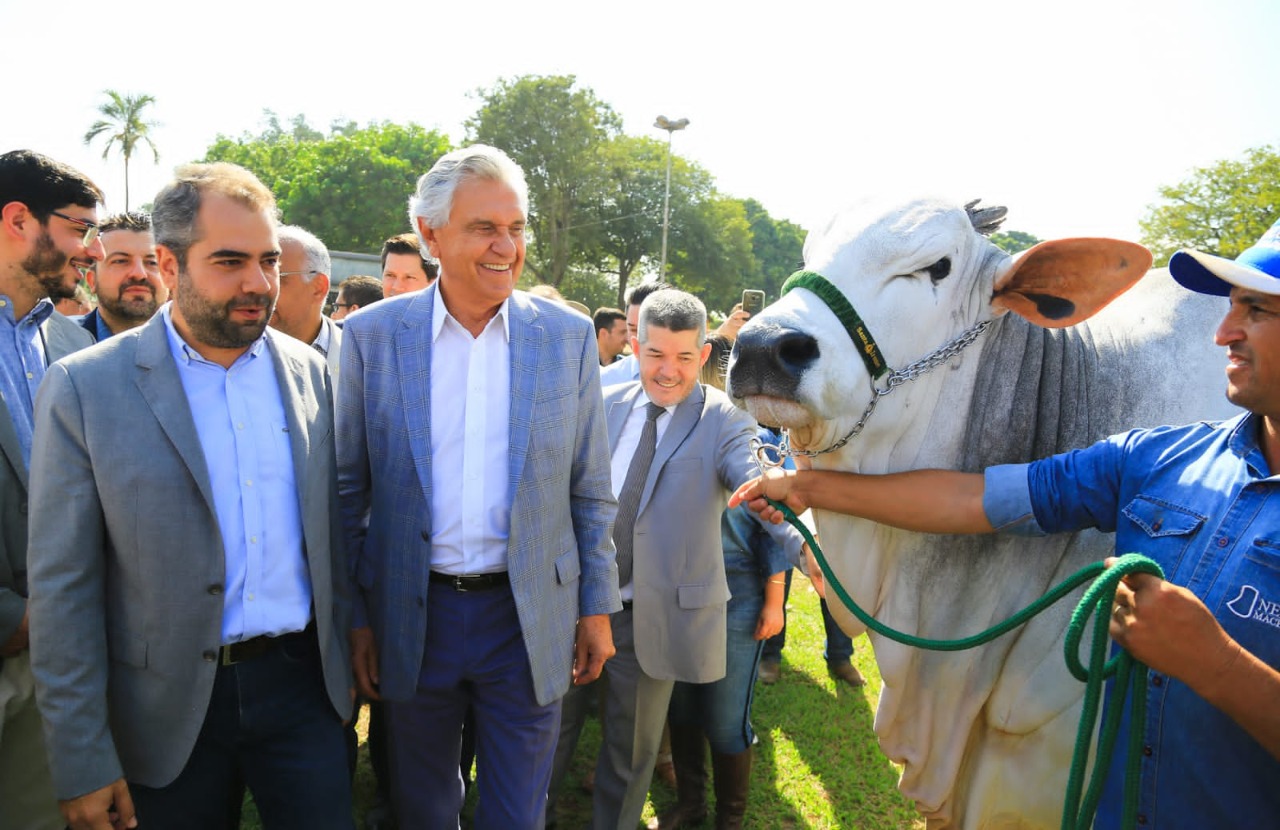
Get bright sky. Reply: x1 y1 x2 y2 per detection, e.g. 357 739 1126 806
3 0 1277 245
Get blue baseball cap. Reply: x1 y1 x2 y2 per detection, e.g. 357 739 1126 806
1170 216 1280 296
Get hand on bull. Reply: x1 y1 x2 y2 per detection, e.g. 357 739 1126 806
728 468 807 524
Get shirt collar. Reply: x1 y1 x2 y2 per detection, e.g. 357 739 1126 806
1228 411 1273 477
161 302 268 367
432 289 511 343
636 389 677 419
311 316 332 355
0 295 54 327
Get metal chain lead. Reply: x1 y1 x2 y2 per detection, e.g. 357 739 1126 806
783 318 995 458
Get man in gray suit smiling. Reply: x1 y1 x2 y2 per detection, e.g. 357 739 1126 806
0 149 100 830
552 289 804 830
27 162 354 830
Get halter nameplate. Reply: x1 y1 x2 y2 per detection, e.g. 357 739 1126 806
781 270 888 380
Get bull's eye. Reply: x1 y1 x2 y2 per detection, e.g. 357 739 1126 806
926 257 951 284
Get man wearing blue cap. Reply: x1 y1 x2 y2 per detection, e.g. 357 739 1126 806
730 221 1280 828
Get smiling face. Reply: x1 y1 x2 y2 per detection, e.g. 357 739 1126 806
160 193 280 366
22 206 104 301
419 176 524 325
635 324 711 409
90 228 167 330
1215 287 1280 422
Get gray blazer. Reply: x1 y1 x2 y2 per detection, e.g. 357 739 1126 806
26 314 352 800
0 313 92 662
604 381 801 683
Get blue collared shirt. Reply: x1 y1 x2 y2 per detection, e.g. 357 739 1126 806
161 306 312 643
0 296 53 466
984 413 1280 828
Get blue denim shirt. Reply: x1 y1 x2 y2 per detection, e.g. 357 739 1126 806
984 413 1280 828
0 295 53 467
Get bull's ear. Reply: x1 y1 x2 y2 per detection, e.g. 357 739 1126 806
990 239 1152 328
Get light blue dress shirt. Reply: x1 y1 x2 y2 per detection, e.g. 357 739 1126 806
161 306 312 643
0 295 53 466
984 413 1280 828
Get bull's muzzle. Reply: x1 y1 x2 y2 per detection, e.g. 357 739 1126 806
728 324 820 400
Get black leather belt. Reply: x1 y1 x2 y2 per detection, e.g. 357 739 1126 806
220 625 313 667
429 571 509 592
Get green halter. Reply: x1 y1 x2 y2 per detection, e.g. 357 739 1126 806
781 270 888 380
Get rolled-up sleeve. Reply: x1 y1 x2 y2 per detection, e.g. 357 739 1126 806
983 463 1047 536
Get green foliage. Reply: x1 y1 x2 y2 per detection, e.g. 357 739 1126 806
84 90 159 211
203 116 452 253
740 198 807 301
669 194 756 314
1140 145 1280 266
989 229 1042 255
467 75 621 286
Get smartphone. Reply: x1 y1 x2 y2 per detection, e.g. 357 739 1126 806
741 289 765 316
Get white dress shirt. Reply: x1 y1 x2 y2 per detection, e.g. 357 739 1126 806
429 296 512 575
610 391 676 599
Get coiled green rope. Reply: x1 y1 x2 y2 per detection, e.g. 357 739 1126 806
766 498 1164 830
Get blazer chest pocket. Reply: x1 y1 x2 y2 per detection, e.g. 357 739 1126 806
107 626 147 668
677 582 731 610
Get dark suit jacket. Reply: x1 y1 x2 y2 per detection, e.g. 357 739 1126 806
0 312 92 664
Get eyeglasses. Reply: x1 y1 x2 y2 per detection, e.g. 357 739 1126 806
332 302 353 310
48 210 100 249
278 269 319 279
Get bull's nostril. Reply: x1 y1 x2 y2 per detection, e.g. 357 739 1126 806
778 333 819 369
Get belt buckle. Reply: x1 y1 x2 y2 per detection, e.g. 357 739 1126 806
453 575 468 593
220 645 237 667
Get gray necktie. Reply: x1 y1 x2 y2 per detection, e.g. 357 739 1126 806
613 402 664 589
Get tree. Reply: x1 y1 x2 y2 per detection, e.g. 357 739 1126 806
589 135 675 307
989 230 1042 255
1140 145 1280 266
466 75 621 287
739 198 807 300
204 117 452 253
668 195 756 314
84 90 159 211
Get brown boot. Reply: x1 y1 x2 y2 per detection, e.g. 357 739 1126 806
647 724 708 829
711 747 752 830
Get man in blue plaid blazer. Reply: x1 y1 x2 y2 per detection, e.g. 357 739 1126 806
337 145 621 829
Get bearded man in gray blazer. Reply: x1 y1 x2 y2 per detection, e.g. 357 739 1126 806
550 290 804 830
0 149 101 830
27 162 354 830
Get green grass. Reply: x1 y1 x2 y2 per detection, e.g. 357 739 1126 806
243 575 923 829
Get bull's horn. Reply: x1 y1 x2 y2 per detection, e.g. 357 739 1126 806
965 199 1008 236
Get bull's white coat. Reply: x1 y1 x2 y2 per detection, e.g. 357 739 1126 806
729 198 1239 829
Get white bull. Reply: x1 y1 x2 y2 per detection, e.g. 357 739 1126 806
727 198 1239 829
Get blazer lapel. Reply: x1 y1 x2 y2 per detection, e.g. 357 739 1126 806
0 395 26 491
606 382 644 451
507 293 542 494
638 383 706 512
267 332 312 512
133 316 218 517
396 289 436 518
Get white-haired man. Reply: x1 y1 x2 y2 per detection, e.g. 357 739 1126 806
337 144 620 829
270 225 341 379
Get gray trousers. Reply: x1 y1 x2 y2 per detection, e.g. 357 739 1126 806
550 607 673 830
0 653 62 830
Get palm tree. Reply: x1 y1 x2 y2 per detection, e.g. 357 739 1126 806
84 91 159 211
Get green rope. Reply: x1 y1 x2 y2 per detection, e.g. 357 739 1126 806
767 498 1164 830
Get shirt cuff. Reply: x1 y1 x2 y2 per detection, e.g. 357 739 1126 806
983 464 1047 536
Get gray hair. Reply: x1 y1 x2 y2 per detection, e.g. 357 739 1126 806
407 144 529 263
637 289 707 346
277 224 331 283
153 162 277 268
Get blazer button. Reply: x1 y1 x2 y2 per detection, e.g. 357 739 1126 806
208 584 224 596
421 531 430 542
202 649 218 662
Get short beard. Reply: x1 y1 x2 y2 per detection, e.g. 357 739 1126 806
176 268 275 349
99 281 159 323
21 232 78 301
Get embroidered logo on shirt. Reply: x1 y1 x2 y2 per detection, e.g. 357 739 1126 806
1227 585 1280 628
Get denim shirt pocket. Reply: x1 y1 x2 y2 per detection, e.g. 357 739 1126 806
1120 495 1206 572
1216 537 1280 667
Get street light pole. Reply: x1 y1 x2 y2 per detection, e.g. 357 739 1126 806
654 115 689 277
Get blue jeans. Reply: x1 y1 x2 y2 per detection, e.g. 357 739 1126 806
667 571 765 755
130 628 353 830
761 569 854 664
